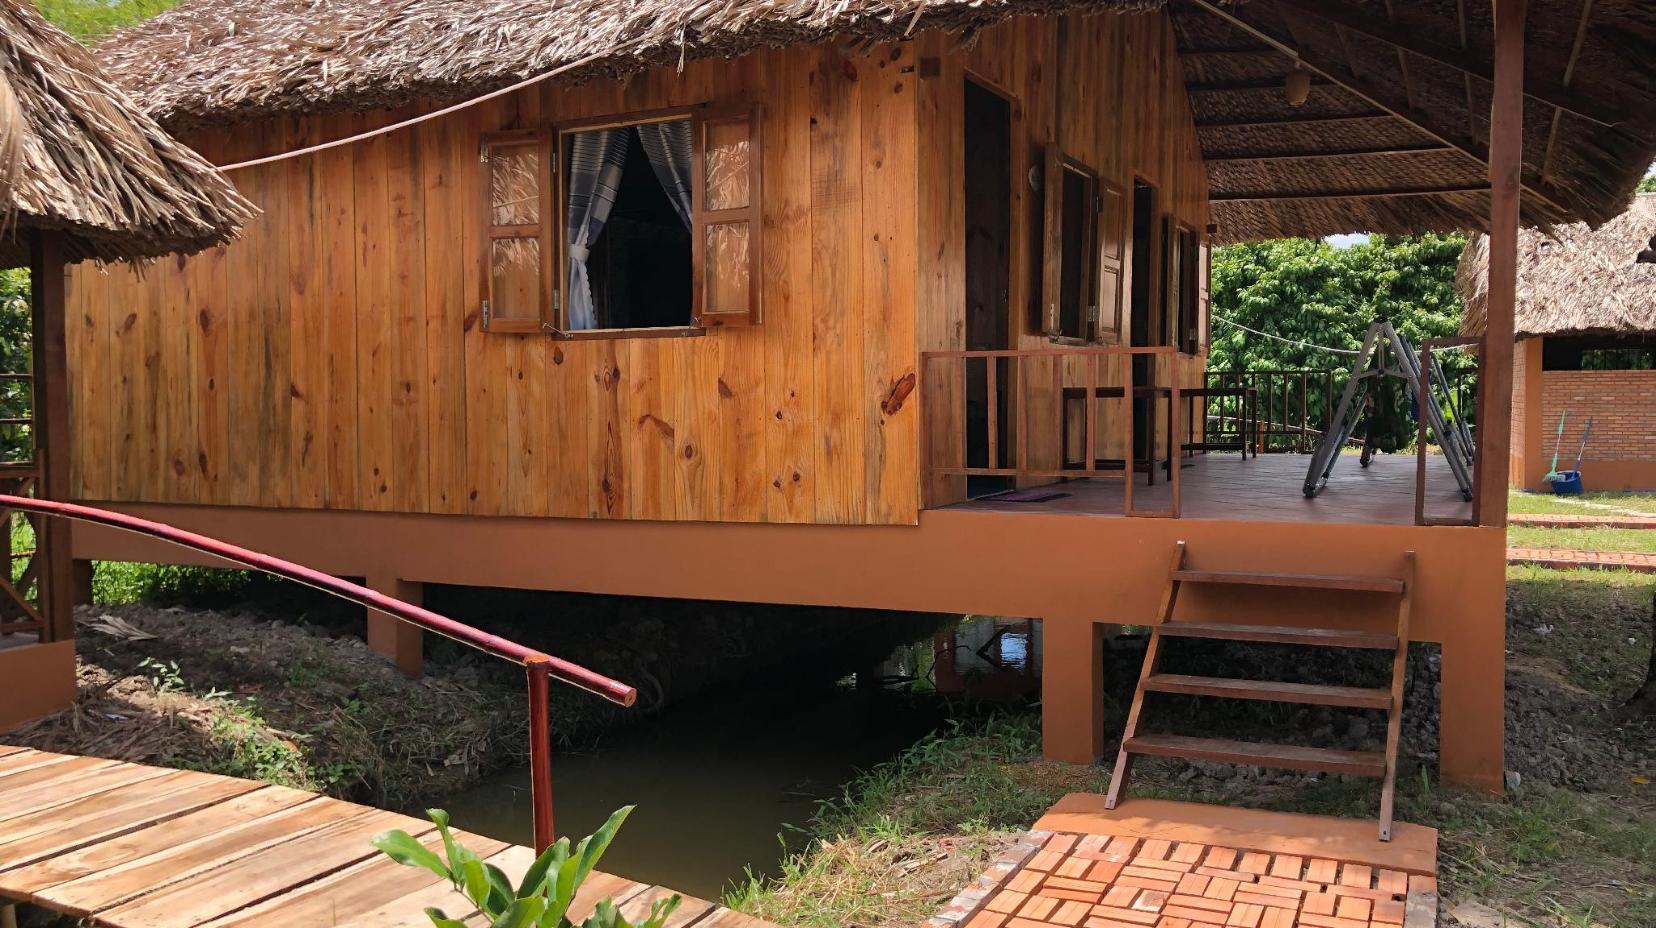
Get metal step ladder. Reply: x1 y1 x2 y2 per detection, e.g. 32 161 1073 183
1303 318 1475 500
1105 541 1417 841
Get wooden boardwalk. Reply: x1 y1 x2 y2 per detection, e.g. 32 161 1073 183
0 746 776 928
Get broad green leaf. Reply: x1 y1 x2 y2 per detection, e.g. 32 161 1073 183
640 895 681 928
519 837 570 898
565 806 632 899
428 808 480 883
490 897 548 928
423 906 469 928
483 862 516 913
461 858 493 913
373 830 451 881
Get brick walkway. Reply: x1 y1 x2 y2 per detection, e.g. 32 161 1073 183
1507 546 1656 573
937 830 1435 928
1509 513 1656 529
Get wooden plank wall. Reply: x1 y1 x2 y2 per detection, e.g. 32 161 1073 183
918 11 1211 504
66 44 922 526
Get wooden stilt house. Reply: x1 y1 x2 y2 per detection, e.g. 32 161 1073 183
50 0 1656 825
0 0 252 730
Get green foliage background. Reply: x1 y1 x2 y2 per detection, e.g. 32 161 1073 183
1 271 30 463
1206 234 1470 451
33 0 175 40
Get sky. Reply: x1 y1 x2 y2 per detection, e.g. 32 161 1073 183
1325 233 1371 249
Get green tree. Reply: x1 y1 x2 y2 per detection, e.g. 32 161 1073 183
33 0 175 41
1207 233 1469 451
0 271 31 463
1638 174 1656 193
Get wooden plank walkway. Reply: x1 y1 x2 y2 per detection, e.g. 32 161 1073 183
0 746 777 928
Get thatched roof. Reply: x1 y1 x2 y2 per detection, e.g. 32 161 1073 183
1458 194 1656 338
1168 0 1656 243
91 0 1656 244
0 0 252 265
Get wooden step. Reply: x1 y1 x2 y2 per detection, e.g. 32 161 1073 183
1157 621 1398 650
1171 569 1404 594
1123 734 1386 776
1143 674 1393 709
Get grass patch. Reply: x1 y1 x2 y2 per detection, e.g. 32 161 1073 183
1506 567 1653 697
1508 526 1656 556
1509 491 1656 516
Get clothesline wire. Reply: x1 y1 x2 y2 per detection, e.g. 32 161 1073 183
215 49 612 172
1213 314 1476 358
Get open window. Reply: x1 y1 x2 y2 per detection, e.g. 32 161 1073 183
1040 146 1103 342
478 107 761 337
1169 221 1201 355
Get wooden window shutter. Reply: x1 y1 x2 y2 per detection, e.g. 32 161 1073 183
480 130 554 334
1096 181 1125 343
1039 144 1063 338
1197 235 1212 350
1161 215 1179 348
692 106 763 327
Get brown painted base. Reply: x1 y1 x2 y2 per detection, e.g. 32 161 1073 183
0 639 75 733
69 500 1508 791
1520 459 1656 493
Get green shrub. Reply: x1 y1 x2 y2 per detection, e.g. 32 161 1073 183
375 806 680 928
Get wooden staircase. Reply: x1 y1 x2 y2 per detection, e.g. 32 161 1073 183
1105 541 1416 841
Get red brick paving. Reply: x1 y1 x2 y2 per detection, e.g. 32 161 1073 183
1509 513 1656 529
964 831 1434 928
1506 547 1656 573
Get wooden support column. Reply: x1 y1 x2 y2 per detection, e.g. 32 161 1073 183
30 231 73 643
365 574 424 677
1515 337 1546 491
1476 0 1525 527
1041 614 1105 765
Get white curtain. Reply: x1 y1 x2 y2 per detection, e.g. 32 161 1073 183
564 127 630 330
637 121 694 229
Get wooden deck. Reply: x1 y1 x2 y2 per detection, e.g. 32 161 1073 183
0 746 776 928
947 454 1473 525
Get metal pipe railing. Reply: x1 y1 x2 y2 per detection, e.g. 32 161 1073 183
0 494 635 853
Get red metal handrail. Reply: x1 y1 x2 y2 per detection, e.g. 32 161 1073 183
0 494 634 852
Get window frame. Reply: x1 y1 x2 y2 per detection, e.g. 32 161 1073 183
479 129 555 335
691 105 764 328
1040 146 1104 344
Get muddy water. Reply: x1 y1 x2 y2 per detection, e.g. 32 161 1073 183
431 685 946 900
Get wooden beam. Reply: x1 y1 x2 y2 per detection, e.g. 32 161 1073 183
1212 184 1490 202
1204 142 1454 163
1178 44 1276 60
1194 111 1391 129
1266 0 1624 126
1189 0 1570 215
1540 0 1595 183
1186 76 1333 93
28 231 72 644
1478 0 1525 529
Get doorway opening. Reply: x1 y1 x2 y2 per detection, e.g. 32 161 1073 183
1128 178 1160 461
964 78 1013 497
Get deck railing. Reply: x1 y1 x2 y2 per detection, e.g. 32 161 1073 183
0 495 634 853
920 346 1184 518
1204 369 1338 453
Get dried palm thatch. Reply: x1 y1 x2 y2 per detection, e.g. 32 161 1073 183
1168 0 1656 243
1459 194 1656 338
98 0 1161 129
0 0 253 266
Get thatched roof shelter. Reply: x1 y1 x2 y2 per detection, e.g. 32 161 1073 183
0 0 252 265
1458 193 1656 338
92 0 1656 245
1166 0 1656 242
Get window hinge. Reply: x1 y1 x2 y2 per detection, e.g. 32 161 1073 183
479 140 489 163
1086 305 1100 324
481 299 491 329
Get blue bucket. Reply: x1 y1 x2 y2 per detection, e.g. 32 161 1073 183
1550 470 1583 494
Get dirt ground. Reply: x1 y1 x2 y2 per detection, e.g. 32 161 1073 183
6 603 529 805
